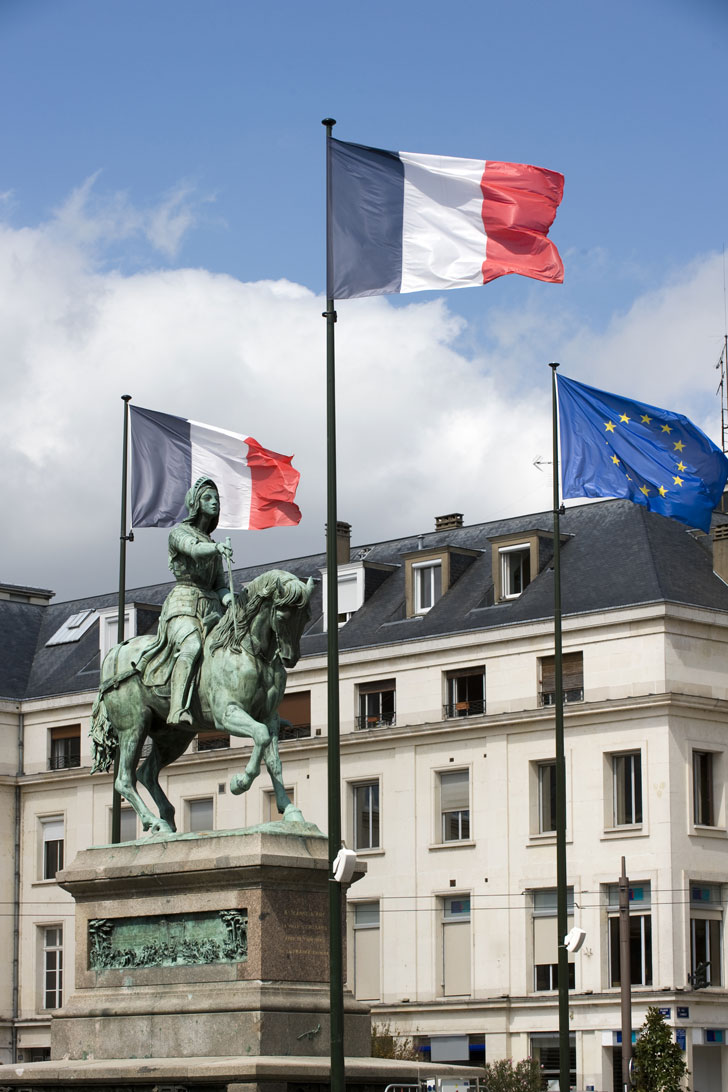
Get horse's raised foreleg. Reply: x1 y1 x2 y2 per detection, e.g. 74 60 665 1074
221 702 271 795
264 722 304 822
137 726 196 832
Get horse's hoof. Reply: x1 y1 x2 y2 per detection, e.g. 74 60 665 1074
283 805 305 823
149 819 174 835
230 772 253 796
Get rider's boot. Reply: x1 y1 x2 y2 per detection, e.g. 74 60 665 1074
167 654 195 726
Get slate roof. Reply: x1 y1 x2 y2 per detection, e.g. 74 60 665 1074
3 499 728 703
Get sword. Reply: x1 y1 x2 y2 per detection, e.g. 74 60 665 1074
225 536 239 643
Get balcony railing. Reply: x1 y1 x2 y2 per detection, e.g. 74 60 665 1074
196 735 231 752
355 712 396 731
540 687 584 706
49 752 81 770
279 723 311 741
443 699 486 718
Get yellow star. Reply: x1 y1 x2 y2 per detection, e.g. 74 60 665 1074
658 486 668 497
611 455 620 466
674 440 685 452
626 475 632 481
641 414 651 424
640 484 650 496
673 475 684 487
619 413 630 423
661 424 672 434
676 461 686 472
605 421 615 433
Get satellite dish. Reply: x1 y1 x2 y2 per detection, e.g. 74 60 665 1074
564 926 587 953
332 848 358 883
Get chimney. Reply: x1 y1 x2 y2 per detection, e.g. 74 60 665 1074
712 524 728 583
435 513 464 532
326 521 351 565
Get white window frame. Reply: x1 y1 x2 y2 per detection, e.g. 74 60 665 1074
607 882 652 987
352 901 381 1001
499 543 531 599
41 925 63 1010
413 560 442 614
531 887 575 992
352 780 380 851
690 883 723 987
693 750 716 827
438 768 471 843
611 751 643 827
40 817 65 881
185 796 214 833
440 894 472 997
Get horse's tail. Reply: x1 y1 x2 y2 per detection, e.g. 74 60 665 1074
89 691 117 774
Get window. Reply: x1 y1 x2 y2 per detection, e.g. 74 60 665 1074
357 680 395 730
690 883 722 987
49 725 81 770
353 782 380 850
186 797 214 833
413 561 442 614
540 651 584 705
538 761 557 833
278 690 311 740
500 544 531 598
530 1034 576 1089
693 751 715 826
42 926 63 1009
444 667 485 718
611 751 643 826
196 729 230 751
439 769 470 842
265 786 296 823
441 896 471 996
41 818 64 880
607 882 652 986
532 888 575 991
353 901 380 1000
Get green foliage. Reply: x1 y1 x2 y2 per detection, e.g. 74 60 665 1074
370 1021 418 1060
632 1007 689 1092
483 1057 542 1092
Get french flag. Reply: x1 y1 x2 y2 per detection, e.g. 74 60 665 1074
327 138 564 299
129 405 301 530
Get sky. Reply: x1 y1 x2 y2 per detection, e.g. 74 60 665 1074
0 0 727 602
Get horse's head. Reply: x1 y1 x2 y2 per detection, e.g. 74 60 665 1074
267 571 314 668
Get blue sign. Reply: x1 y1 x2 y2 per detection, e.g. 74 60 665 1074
677 1007 690 1019
658 1008 671 1018
676 1029 686 1051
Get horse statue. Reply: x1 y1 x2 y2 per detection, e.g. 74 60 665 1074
90 569 314 835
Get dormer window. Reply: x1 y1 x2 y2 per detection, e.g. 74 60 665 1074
500 544 531 599
413 560 442 614
402 545 479 619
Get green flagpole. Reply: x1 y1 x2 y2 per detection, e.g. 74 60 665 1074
550 363 570 1092
322 116 345 1092
112 394 133 844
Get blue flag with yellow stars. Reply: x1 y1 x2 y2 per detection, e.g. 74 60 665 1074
557 374 728 533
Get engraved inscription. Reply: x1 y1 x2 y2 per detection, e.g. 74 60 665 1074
88 909 247 969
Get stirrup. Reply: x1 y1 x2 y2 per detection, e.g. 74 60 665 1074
168 708 194 727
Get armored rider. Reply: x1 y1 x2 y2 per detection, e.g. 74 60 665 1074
140 477 234 725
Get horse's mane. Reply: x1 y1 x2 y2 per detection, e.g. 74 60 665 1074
208 569 310 655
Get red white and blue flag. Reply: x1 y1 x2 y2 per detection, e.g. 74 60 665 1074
327 138 564 299
130 405 301 530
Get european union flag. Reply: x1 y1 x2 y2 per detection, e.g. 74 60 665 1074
557 375 728 533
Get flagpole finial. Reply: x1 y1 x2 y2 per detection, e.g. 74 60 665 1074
121 394 132 402
549 362 560 371
322 118 336 128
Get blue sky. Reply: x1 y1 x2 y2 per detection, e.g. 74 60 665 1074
0 0 727 598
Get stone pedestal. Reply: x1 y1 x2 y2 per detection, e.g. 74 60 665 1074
51 824 371 1061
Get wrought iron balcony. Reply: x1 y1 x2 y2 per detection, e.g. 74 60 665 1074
355 713 396 731
443 699 486 718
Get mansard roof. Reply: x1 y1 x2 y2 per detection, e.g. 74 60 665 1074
3 499 728 702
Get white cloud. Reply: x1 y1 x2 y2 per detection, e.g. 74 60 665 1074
0 186 725 601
